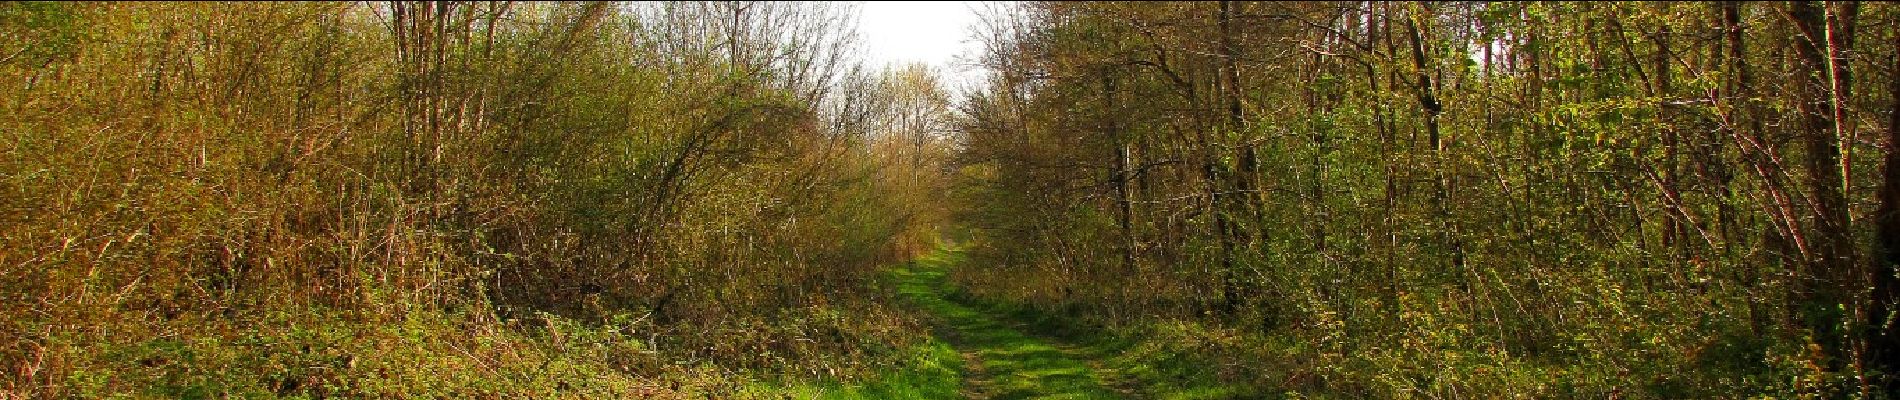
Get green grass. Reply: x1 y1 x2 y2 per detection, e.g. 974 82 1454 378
945 296 1272 400
928 248 1276 400
891 251 1124 399
747 340 964 399
760 247 1276 399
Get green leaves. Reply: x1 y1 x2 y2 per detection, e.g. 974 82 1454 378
0 2 84 67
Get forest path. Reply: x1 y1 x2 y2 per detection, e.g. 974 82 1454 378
890 250 1131 400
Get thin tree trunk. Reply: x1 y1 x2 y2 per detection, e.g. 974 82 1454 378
1721 1 1764 335
1654 20 1684 253
1220 0 1258 211
1108 76 1136 277
1211 0 1245 318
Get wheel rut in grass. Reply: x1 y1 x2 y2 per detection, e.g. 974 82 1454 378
891 252 1124 400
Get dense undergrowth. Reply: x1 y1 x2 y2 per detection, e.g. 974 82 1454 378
949 251 1792 398
1 2 956 397
746 263 967 399
12 1 1900 398
951 1 1900 398
932 249 1268 400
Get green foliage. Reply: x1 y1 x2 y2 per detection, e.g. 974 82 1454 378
0 2 951 397
0 2 84 67
746 341 963 400
54 308 696 399
10 1 1900 398
952 1 1900 398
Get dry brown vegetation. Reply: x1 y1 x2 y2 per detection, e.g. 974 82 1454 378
11 1 1900 399
0 2 955 397
953 1 1900 397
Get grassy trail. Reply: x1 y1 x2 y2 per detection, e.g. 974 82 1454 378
889 250 1127 400
772 248 1257 399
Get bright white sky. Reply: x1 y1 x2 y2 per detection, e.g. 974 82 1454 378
856 1 989 93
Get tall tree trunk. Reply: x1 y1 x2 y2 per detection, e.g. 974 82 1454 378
1107 76 1136 277
1220 0 1258 210
1207 132 1239 316
1828 1 1859 207
1791 0 1853 295
1789 0 1854 375
1212 0 1247 318
1721 0 1767 336
1405 6 1465 277
1654 20 1684 252
1872 17 1900 393
1369 2 1402 309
